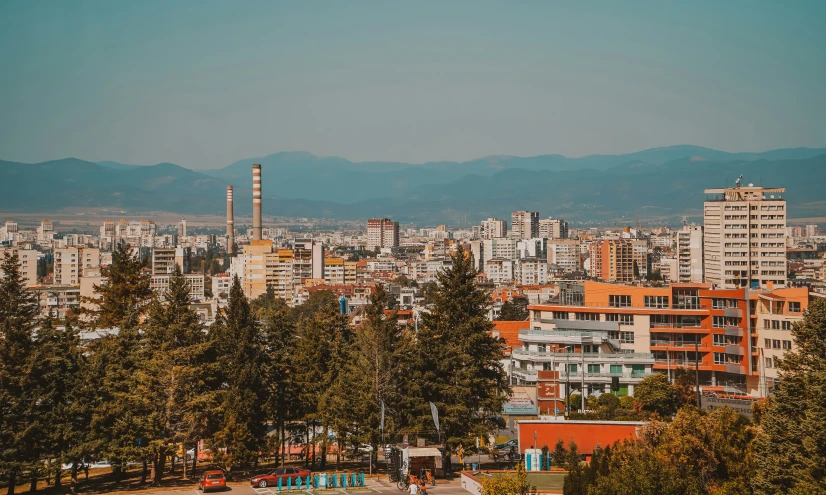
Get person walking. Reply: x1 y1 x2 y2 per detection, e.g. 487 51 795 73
408 479 419 495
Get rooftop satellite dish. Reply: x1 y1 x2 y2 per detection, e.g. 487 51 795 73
748 183 754 187
770 195 775 199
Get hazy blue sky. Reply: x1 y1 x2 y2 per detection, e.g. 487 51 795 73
1 1 824 169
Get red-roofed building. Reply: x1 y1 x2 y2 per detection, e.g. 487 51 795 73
491 320 529 355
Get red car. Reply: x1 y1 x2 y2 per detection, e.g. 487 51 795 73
250 466 311 488
198 470 227 492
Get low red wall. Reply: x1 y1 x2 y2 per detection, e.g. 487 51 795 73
518 421 642 455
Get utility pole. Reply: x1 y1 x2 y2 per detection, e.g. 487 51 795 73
565 349 571 418
581 345 586 412
695 338 701 408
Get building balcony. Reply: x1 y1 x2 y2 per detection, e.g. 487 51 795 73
725 345 745 356
517 369 652 382
724 308 743 318
653 360 715 371
511 348 654 363
724 326 744 337
650 323 706 333
650 341 710 352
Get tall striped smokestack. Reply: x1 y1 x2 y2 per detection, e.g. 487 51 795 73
252 164 262 241
226 186 234 252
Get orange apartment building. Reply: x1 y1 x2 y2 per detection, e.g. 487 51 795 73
527 280 810 398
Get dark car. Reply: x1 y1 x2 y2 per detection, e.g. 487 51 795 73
198 470 226 492
250 466 311 488
494 439 517 450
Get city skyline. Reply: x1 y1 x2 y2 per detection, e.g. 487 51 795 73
1 1 825 169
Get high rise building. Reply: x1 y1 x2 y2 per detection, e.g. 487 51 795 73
480 218 507 239
703 183 787 289
547 239 582 271
2 221 18 243
0 248 38 287
366 218 399 251
37 220 54 243
677 225 704 283
539 218 568 239
178 219 187 238
805 224 818 238
589 240 636 283
152 247 191 275
511 211 539 240
293 238 324 283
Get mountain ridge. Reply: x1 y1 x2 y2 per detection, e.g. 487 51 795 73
3 146 825 225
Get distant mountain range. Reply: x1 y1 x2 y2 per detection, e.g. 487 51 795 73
3 145 826 225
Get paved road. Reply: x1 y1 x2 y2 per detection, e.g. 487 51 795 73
145 476 470 495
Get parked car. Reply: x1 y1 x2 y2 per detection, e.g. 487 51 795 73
494 439 517 450
250 466 311 488
198 470 226 492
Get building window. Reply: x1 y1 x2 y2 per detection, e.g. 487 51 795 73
553 311 568 320
712 298 726 310
713 316 725 328
644 296 669 309
764 338 771 348
620 331 635 344
782 321 791 330
765 357 773 369
788 302 801 313
620 314 634 325
763 319 771 329
576 312 599 321
714 353 726 365
771 320 780 330
587 364 600 374
606 313 619 321
772 339 780 349
713 334 726 346
782 340 792 350
537 344 546 353
610 364 622 375
609 295 631 308
728 299 739 308
568 363 578 374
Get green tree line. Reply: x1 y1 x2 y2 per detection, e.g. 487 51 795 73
0 244 509 494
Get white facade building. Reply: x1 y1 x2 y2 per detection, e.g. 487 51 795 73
704 184 787 289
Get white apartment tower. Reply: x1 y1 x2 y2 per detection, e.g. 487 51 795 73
511 211 539 240
676 225 704 283
366 218 399 251
703 182 787 289
539 218 569 239
480 218 507 239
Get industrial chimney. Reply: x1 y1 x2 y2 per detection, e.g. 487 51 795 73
252 164 262 241
226 186 234 253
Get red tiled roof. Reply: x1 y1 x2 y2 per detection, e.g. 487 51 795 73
491 320 529 351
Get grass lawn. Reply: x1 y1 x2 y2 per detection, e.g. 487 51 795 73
524 473 566 491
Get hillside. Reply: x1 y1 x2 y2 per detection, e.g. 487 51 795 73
2 147 825 225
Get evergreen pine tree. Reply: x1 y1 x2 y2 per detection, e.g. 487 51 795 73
136 265 208 483
292 291 349 470
327 285 413 471
0 252 40 495
752 298 826 494
259 296 297 467
83 242 152 328
31 313 84 489
211 276 268 473
413 246 510 470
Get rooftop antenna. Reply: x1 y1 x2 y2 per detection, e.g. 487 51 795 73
735 175 743 188
681 216 688 228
